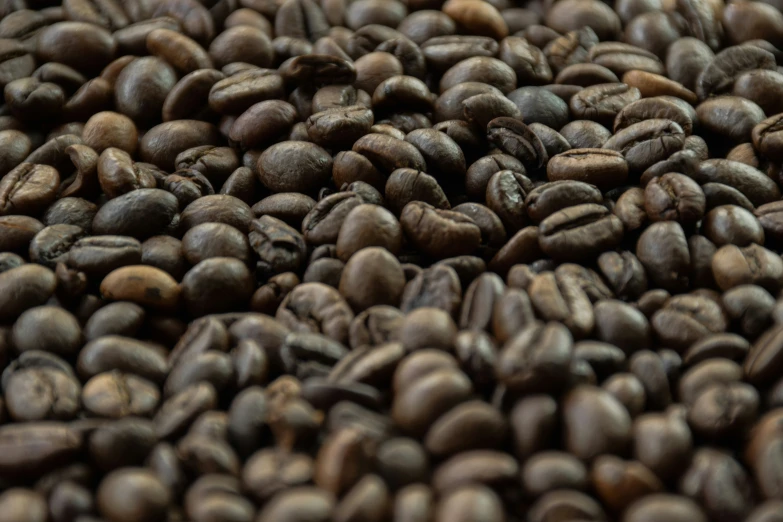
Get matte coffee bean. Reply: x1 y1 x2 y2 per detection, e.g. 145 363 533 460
182 223 250 265
181 258 254 317
712 243 783 292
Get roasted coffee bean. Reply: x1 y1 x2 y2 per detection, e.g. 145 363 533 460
604 119 686 174
2 0 783 518
0 163 59 217
507 86 571 130
497 321 573 393
4 77 65 121
92 188 178 240
400 201 481 259
712 243 783 292
114 57 177 127
0 264 57 322
696 45 776 101
248 215 307 279
562 385 632 460
547 149 627 190
644 173 706 226
538 203 624 261
485 170 533 233
570 83 641 127
528 271 594 338
487 117 548 171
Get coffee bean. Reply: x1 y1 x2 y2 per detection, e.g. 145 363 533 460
484 170 533 233
547 149 627 190
0 422 82 477
487 117 548 170
0 215 44 254
140 120 222 172
100 265 180 311
0 163 59 217
712 243 783 292
435 484 504 522
624 494 707 522
256 487 335 522
496 321 572 394
92 188 178 240
96 468 171 522
636 221 691 293
339 247 405 312
0 264 57 322
562 385 632 459
400 201 481 259
697 45 776 101
432 449 518 493
538 203 623 261
442 0 507 40
182 258 254 317
11 305 81 356
644 172 705 225
81 371 160 419
633 409 693 480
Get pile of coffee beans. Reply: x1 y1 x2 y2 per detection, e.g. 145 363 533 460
5 0 783 520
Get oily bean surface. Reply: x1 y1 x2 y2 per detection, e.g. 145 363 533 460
0 1 781 521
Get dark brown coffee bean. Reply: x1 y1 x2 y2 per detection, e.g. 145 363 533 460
114 57 177 127
0 215 44 253
696 44 775 100
0 264 57 323
400 201 481 259
644 173 705 226
435 484 504 522
633 409 693 480
0 163 59 217
487 117 548 171
256 141 333 194
562 385 632 460
636 221 691 293
538 203 623 261
623 494 707 522
496 321 573 393
257 486 335 522
392 365 472 436
432 449 518 493
547 148 627 190
712 243 783 292
570 83 641 127
442 0 508 40
96 468 171 522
